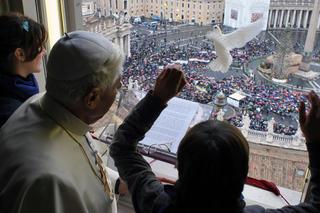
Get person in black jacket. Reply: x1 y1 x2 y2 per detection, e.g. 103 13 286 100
110 65 320 213
0 13 47 128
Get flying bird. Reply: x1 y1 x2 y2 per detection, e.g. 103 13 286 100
207 18 266 72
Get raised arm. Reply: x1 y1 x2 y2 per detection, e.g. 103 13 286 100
110 65 186 213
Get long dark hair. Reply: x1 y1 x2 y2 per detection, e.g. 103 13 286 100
0 12 47 73
174 120 249 213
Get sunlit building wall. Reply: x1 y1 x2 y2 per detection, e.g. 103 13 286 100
127 0 225 25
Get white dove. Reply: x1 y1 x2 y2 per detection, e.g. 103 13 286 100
207 18 266 72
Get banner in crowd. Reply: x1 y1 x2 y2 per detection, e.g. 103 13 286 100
224 0 270 29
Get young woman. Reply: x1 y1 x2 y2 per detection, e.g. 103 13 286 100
110 66 320 213
0 13 47 127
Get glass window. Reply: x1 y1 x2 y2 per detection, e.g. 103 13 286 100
66 0 320 195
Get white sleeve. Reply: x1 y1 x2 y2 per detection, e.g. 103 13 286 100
17 174 88 213
106 166 120 192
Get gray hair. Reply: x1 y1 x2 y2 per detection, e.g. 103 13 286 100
46 43 124 105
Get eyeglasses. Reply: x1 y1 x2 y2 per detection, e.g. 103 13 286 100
142 142 173 155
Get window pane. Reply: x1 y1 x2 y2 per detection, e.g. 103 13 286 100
75 0 320 194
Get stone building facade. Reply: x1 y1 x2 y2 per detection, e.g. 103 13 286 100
82 0 132 57
127 0 225 25
268 0 320 30
248 142 308 192
87 0 320 30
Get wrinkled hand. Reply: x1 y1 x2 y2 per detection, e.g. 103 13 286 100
299 91 320 143
153 64 187 104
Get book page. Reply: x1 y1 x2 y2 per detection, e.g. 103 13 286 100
140 97 199 154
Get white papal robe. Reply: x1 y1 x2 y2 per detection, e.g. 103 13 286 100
0 93 117 213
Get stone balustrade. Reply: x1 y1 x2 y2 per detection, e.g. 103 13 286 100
242 127 306 151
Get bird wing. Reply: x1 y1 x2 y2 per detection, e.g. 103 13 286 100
206 31 218 42
221 18 266 50
209 40 232 72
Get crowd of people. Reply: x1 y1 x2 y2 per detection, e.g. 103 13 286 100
122 29 311 135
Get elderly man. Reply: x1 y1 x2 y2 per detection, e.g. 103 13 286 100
0 31 125 213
